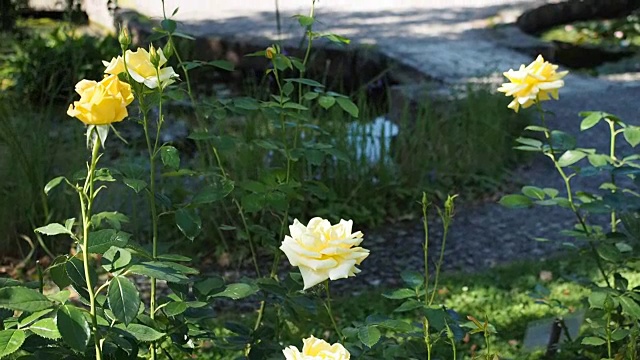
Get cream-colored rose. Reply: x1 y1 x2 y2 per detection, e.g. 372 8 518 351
497 55 568 112
102 46 179 89
67 74 134 125
280 218 369 290
283 336 350 360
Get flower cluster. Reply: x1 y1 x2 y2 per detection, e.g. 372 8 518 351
280 217 369 290
68 44 179 126
283 336 350 359
498 55 568 112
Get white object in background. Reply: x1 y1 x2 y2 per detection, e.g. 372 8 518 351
347 116 399 165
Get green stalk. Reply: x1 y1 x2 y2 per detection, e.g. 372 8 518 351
607 119 618 233
323 281 343 341
79 133 102 360
536 103 611 288
606 311 612 358
422 193 429 305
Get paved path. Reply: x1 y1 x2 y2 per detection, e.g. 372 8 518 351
122 0 640 281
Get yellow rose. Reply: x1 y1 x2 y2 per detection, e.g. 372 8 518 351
283 336 350 360
124 47 178 89
67 75 134 125
280 218 369 290
497 55 568 112
102 55 125 75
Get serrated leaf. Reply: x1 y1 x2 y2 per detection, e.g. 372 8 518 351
212 283 258 300
400 270 423 288
336 97 359 118
588 291 607 309
102 247 131 273
44 176 65 195
296 15 314 27
160 146 180 171
0 287 52 313
175 208 202 241
122 323 165 342
35 223 72 237
163 301 188 317
19 309 53 327
557 150 586 167
499 194 533 208
624 126 640 147
128 262 189 283
0 329 25 358
87 229 130 254
394 299 423 312
358 326 381 348
29 318 61 339
619 295 640 319
56 305 90 353
108 276 140 326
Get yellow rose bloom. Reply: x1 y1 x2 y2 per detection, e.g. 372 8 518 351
67 75 134 125
497 55 568 112
283 336 350 360
126 47 178 89
102 55 125 75
280 218 369 290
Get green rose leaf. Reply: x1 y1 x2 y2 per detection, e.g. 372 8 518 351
163 301 188 317
579 111 604 131
499 194 533 208
588 291 607 309
123 178 147 193
581 336 606 346
382 288 415 300
557 150 586 167
208 60 235 71
295 15 314 27
121 323 165 342
35 223 72 237
160 145 180 171
87 229 130 254
619 295 640 319
624 126 640 147
522 186 545 200
175 208 202 241
192 179 234 205
29 318 61 339
212 283 258 300
128 262 189 283
0 287 52 313
336 97 359 118
44 176 66 195
285 78 324 88
56 304 90 353
108 276 141 326
358 325 381 348
102 247 132 273
49 256 71 289
318 95 336 110
0 329 25 358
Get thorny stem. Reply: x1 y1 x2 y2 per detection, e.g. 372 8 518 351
536 103 612 288
80 133 102 360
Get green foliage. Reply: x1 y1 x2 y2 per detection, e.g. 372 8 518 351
500 103 640 358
